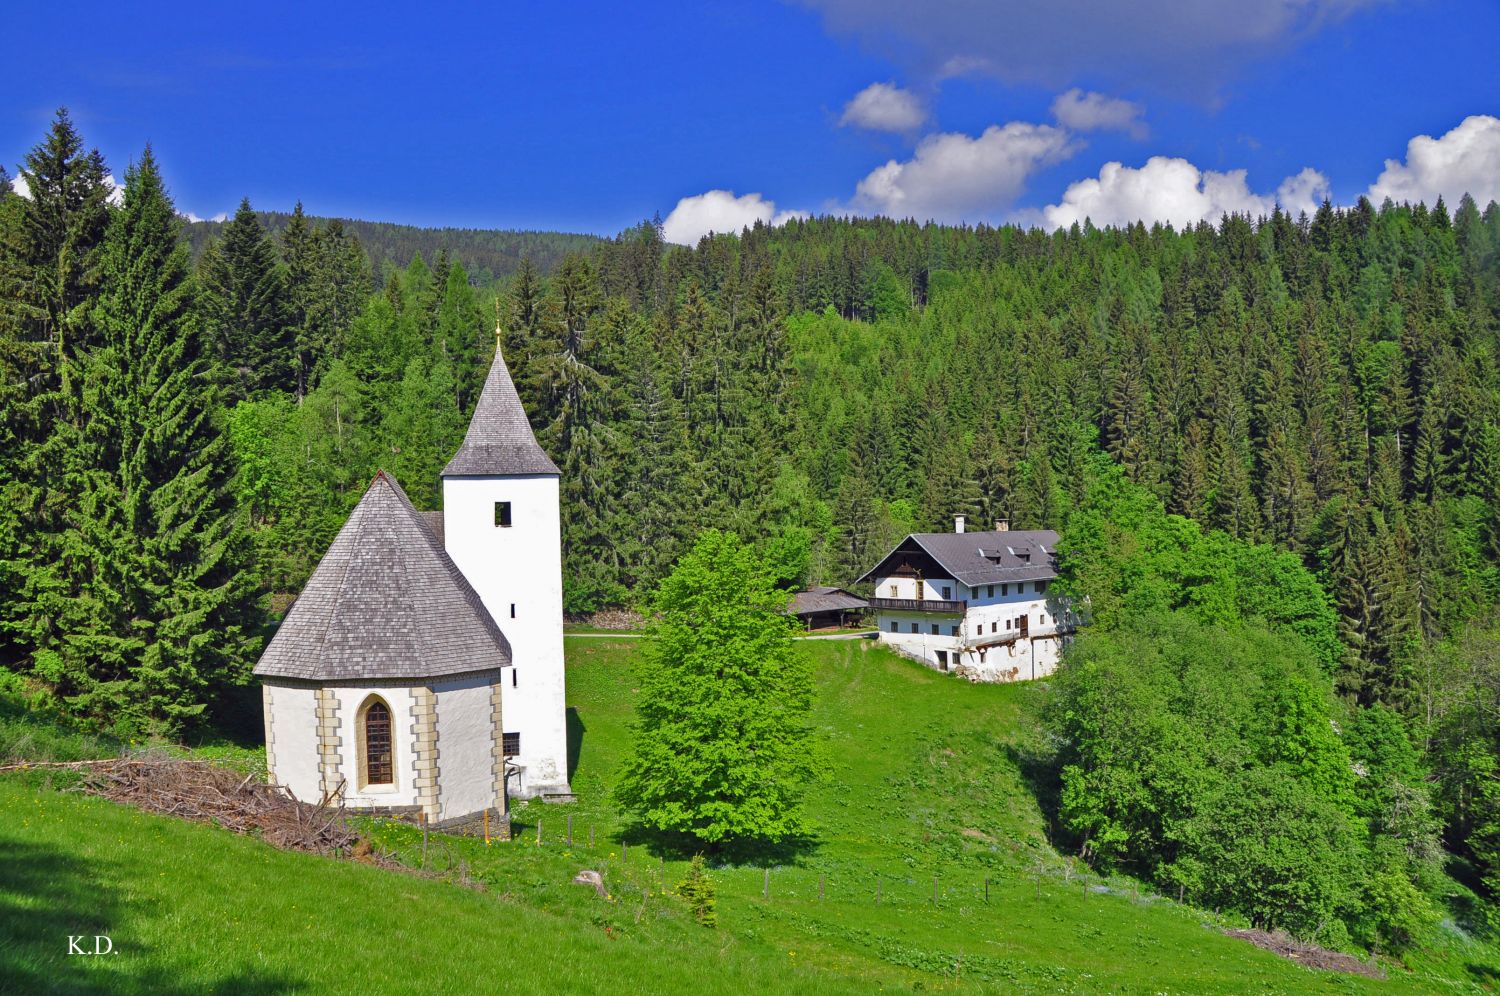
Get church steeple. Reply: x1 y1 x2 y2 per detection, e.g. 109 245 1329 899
441 330 559 478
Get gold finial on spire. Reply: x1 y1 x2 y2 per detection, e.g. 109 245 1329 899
494 300 504 352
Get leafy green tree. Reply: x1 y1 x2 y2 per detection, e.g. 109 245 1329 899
615 530 814 847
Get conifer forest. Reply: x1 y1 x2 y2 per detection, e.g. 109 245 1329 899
5 110 1500 947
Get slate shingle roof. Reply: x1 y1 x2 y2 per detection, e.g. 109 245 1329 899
442 343 560 477
856 530 1061 587
254 471 511 682
788 586 869 616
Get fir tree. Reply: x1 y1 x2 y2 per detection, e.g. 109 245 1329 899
52 148 254 728
198 198 292 397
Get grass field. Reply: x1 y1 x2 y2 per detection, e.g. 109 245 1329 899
2 638 1498 993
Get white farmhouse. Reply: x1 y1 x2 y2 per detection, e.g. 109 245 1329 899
253 338 571 835
857 517 1076 682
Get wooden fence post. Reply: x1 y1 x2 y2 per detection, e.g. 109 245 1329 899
763 867 770 901
932 875 939 905
567 815 573 846
984 877 990 904
819 875 825 901
536 819 542 845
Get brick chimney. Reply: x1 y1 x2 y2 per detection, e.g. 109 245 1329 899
954 515 965 534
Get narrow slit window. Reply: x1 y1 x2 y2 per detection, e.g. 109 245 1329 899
494 501 512 527
510 603 516 618
511 668 517 687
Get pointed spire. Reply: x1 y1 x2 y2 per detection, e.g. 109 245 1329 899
441 340 559 477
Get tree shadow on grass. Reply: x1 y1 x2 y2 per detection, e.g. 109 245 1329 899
616 821 819 867
1004 738 1067 850
0 835 301 994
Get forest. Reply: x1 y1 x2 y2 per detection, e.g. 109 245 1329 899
3 109 1500 947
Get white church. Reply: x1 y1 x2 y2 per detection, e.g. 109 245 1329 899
858 517 1077 682
254 337 570 835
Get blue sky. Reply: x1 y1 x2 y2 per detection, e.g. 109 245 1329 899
5 1 1497 242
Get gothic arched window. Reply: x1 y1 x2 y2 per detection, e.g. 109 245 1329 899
361 697 393 787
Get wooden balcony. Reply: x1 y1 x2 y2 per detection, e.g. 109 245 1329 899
868 597 967 614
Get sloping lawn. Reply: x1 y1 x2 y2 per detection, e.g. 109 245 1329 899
2 637 1496 992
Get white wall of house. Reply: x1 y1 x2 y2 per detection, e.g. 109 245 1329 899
334 685 420 808
443 474 570 798
872 573 1072 682
434 674 498 822
265 683 319 801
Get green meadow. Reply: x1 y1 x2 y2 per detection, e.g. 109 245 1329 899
2 638 1496 993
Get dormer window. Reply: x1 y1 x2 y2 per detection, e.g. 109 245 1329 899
494 501 512 527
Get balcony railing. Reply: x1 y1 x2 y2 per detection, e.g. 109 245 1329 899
868 597 967 614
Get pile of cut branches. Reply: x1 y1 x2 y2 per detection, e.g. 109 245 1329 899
7 754 358 856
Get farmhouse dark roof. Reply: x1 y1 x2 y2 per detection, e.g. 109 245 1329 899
856 529 1061 587
788 586 868 616
254 471 511 682
442 343 559 477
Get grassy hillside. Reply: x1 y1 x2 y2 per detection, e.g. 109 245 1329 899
2 639 1496 992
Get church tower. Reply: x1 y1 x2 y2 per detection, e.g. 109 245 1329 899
441 335 570 799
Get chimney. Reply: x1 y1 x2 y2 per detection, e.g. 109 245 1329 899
954 515 965 534
995 519 1010 532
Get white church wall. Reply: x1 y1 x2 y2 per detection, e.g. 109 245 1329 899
266 683 320 801
434 674 497 821
333 685 419 808
443 474 570 798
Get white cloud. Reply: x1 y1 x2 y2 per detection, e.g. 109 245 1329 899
850 122 1079 222
1368 114 1500 209
11 172 124 206
839 82 927 132
799 0 1383 92
182 210 229 223
1042 156 1329 229
1050 89 1146 139
661 190 806 245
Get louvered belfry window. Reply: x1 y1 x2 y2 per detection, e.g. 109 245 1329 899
365 700 393 785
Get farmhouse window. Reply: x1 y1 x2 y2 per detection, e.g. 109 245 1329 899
503 732 521 758
910 622 918 634
991 621 998 633
1037 580 1049 594
889 585 897 597
975 624 982 636
987 585 994 597
362 698 393 786
930 623 939 635
941 586 951 599
1018 582 1026 594
494 501 512 527
1041 613 1048 625
915 580 925 600
890 620 898 633
1001 583 1008 596
949 625 958 636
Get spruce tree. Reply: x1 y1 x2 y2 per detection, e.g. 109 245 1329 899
55 148 254 728
198 197 292 397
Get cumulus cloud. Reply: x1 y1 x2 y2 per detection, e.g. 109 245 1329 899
1050 89 1147 139
661 190 806 246
1042 156 1329 229
839 82 927 132
11 171 124 206
1367 114 1500 209
798 0 1382 92
850 122 1079 222
182 210 230 224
